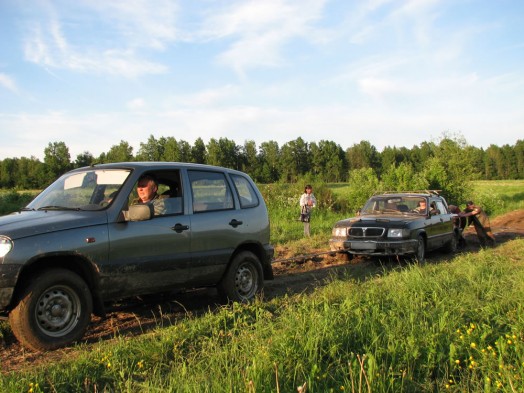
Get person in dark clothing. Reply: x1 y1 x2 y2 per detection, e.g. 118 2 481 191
458 201 495 247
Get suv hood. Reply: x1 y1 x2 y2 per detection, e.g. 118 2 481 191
0 210 108 240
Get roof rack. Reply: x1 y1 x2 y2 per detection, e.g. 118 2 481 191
375 190 442 196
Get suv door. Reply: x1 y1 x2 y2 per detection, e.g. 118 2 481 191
185 169 240 285
102 170 191 299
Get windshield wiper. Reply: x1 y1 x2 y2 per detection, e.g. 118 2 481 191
37 206 82 211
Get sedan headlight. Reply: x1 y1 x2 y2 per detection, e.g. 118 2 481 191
387 228 409 238
0 236 13 258
333 227 348 237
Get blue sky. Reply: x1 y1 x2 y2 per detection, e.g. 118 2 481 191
1 0 523 161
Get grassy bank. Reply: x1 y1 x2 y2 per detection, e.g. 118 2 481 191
2 239 523 392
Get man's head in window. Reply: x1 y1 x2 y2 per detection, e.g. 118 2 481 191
136 175 159 203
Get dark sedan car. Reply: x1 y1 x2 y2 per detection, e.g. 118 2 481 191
0 162 274 351
329 191 458 262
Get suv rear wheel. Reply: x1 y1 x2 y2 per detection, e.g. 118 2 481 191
218 251 263 303
9 269 93 351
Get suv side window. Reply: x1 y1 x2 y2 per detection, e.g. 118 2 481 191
188 170 234 213
231 174 259 208
127 170 183 216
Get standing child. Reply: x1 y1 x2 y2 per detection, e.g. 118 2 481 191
299 185 317 237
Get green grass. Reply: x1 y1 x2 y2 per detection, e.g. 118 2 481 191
1 240 523 392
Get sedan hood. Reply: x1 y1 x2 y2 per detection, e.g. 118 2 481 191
0 210 108 240
334 215 420 227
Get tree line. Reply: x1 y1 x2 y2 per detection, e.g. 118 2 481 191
0 134 523 191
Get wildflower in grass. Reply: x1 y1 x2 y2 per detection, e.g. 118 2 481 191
455 359 460 365
28 383 40 393
470 342 477 349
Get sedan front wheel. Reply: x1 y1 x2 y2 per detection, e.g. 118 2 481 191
415 236 426 263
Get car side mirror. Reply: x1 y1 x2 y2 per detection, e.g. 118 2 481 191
126 204 153 221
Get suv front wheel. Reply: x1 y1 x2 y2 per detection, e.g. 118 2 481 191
218 251 263 303
9 268 93 351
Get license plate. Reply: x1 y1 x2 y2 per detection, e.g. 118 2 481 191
351 241 376 250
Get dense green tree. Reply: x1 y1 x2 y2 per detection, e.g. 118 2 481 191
346 167 381 213
501 144 518 179
162 137 180 162
484 145 502 180
309 140 346 182
44 141 71 182
279 138 309 182
105 140 134 163
515 140 524 179
240 140 259 180
346 140 380 174
381 162 428 191
258 141 280 183
178 140 192 162
17 156 46 189
0 158 17 188
136 135 165 161
191 137 207 164
75 151 94 168
206 138 239 169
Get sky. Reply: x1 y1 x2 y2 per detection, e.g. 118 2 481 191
0 0 523 161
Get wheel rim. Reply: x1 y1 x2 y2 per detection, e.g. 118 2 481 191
234 262 258 299
35 285 81 338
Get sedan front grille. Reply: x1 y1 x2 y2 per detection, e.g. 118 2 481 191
349 227 385 238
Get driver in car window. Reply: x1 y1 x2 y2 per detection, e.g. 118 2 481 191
131 174 166 215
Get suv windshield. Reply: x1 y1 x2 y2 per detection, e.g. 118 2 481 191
361 196 428 215
27 169 131 211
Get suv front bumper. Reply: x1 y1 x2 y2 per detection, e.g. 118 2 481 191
0 265 21 310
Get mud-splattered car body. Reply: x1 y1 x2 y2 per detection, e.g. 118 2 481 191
0 162 273 351
329 191 457 262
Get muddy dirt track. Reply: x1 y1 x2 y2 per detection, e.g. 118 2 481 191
2 210 523 374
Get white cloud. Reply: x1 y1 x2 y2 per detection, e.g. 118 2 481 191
198 0 327 75
126 98 146 110
169 85 240 107
0 73 19 93
22 0 175 77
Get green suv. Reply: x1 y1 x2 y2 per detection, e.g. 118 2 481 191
0 162 274 351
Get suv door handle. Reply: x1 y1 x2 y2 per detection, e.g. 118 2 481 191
229 219 243 228
171 223 189 233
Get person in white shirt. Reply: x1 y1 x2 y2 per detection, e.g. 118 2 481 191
299 184 317 237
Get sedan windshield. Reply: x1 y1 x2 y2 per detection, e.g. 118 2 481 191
27 169 131 211
361 196 427 215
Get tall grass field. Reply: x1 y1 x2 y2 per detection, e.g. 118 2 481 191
1 241 523 392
